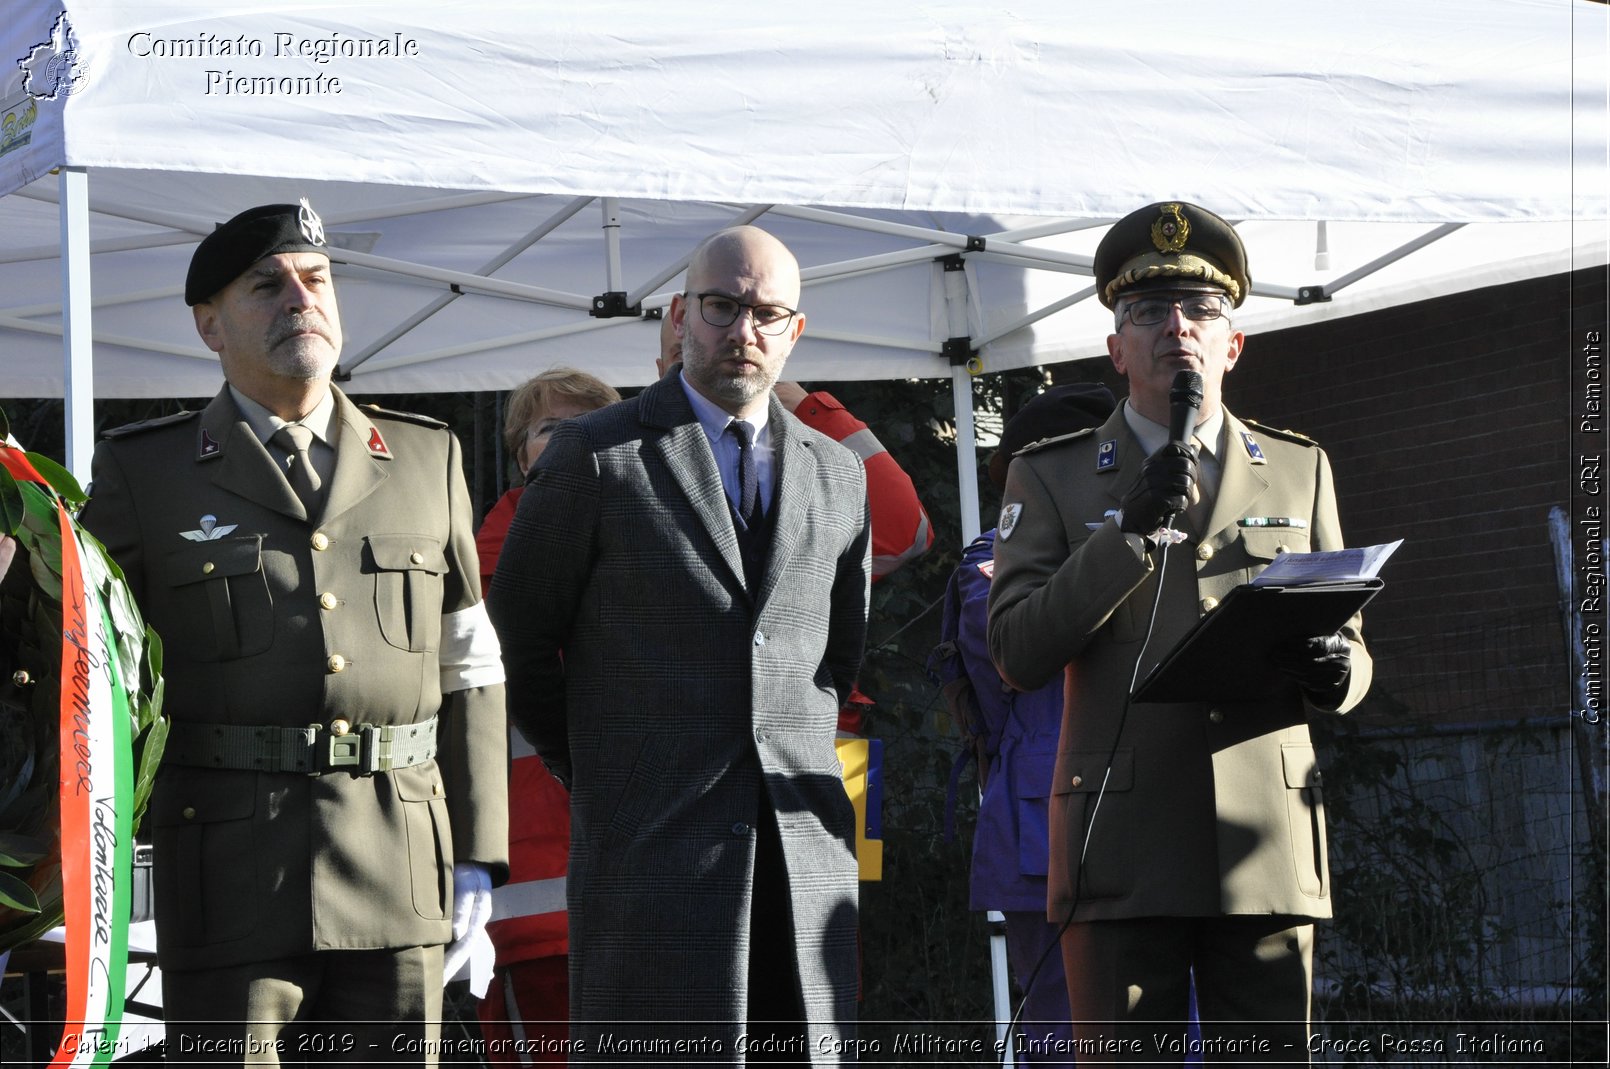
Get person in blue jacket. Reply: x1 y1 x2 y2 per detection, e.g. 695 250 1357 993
936 383 1116 1063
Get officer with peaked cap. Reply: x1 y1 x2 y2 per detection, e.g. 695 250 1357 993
81 200 509 1062
987 201 1372 1062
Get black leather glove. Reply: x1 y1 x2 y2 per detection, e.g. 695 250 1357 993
1119 442 1197 538
1271 633 1352 694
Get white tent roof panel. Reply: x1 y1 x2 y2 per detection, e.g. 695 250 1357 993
0 0 1605 400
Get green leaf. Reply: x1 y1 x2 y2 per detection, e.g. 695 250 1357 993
0 404 10 440
0 468 23 537
0 832 48 867
0 870 40 913
24 452 85 508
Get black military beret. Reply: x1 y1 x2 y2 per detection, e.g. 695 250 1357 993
185 199 329 306
1093 201 1250 309
989 383 1117 488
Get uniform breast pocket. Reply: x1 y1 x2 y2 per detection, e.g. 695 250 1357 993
364 535 446 652
1239 527 1313 573
159 537 273 662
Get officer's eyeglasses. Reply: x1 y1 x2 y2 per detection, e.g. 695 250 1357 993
1120 294 1230 327
692 292 799 336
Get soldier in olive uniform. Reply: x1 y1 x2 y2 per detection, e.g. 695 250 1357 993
987 202 1371 1063
80 201 508 1063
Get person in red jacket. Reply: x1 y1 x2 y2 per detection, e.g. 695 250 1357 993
657 315 933 733
474 368 618 1063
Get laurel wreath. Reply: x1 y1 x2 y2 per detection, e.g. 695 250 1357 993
0 407 167 951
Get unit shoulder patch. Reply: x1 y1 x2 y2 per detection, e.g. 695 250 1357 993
1013 426 1097 457
1242 419 1318 448
100 410 199 440
360 404 448 430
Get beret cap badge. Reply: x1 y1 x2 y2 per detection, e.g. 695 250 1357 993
297 197 327 247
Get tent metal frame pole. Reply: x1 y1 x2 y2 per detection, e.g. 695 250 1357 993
625 204 773 309
342 195 594 372
602 197 625 293
60 167 94 483
1313 223 1467 298
768 204 977 249
974 285 1101 349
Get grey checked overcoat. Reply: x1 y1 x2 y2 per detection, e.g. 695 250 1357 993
489 368 870 1063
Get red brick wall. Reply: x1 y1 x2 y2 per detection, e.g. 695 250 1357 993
1053 267 1606 725
1224 268 1604 724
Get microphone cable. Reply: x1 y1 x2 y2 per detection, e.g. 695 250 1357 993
995 532 1179 1065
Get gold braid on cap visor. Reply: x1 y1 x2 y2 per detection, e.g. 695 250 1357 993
1104 254 1243 307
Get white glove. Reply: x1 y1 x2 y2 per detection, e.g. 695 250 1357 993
443 862 495 996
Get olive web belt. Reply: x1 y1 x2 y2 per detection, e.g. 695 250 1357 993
165 716 438 776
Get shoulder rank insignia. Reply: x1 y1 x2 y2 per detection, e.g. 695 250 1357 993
181 514 238 541
1096 438 1118 472
100 409 198 441
998 503 1023 541
1013 427 1096 458
1239 430 1266 464
1242 418 1318 448
362 403 447 430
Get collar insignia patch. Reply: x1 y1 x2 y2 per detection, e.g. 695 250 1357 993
198 427 221 459
1096 439 1118 472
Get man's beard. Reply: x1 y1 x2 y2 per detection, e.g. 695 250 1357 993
681 332 776 409
266 313 340 380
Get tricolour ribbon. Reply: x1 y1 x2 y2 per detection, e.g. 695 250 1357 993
2 445 133 1068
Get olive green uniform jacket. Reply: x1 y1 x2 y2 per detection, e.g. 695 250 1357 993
987 405 1370 925
81 387 508 972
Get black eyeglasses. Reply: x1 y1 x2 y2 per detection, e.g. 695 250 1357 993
691 292 799 336
1120 294 1230 327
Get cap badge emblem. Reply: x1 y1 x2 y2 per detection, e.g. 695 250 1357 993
1150 203 1190 254
298 197 327 247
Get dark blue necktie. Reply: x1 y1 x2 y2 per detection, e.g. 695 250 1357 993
729 420 761 528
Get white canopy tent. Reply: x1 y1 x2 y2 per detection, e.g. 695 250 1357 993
2 1 1606 1042
2 0 1607 512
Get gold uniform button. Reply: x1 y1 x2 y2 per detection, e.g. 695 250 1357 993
409 551 424 565
311 532 330 551
1070 775 1084 789
1209 710 1224 724
1196 543 1214 562
202 561 216 574
327 654 347 673
181 806 197 820
319 592 339 611
1201 596 1219 612
330 718 351 736
11 669 31 687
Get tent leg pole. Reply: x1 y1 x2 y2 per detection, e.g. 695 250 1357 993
988 909 1016 1067
952 365 981 544
60 167 94 484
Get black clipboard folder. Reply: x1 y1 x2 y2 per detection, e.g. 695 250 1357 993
1131 578 1382 703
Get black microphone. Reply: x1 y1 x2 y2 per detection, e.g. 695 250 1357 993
1168 370 1204 447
